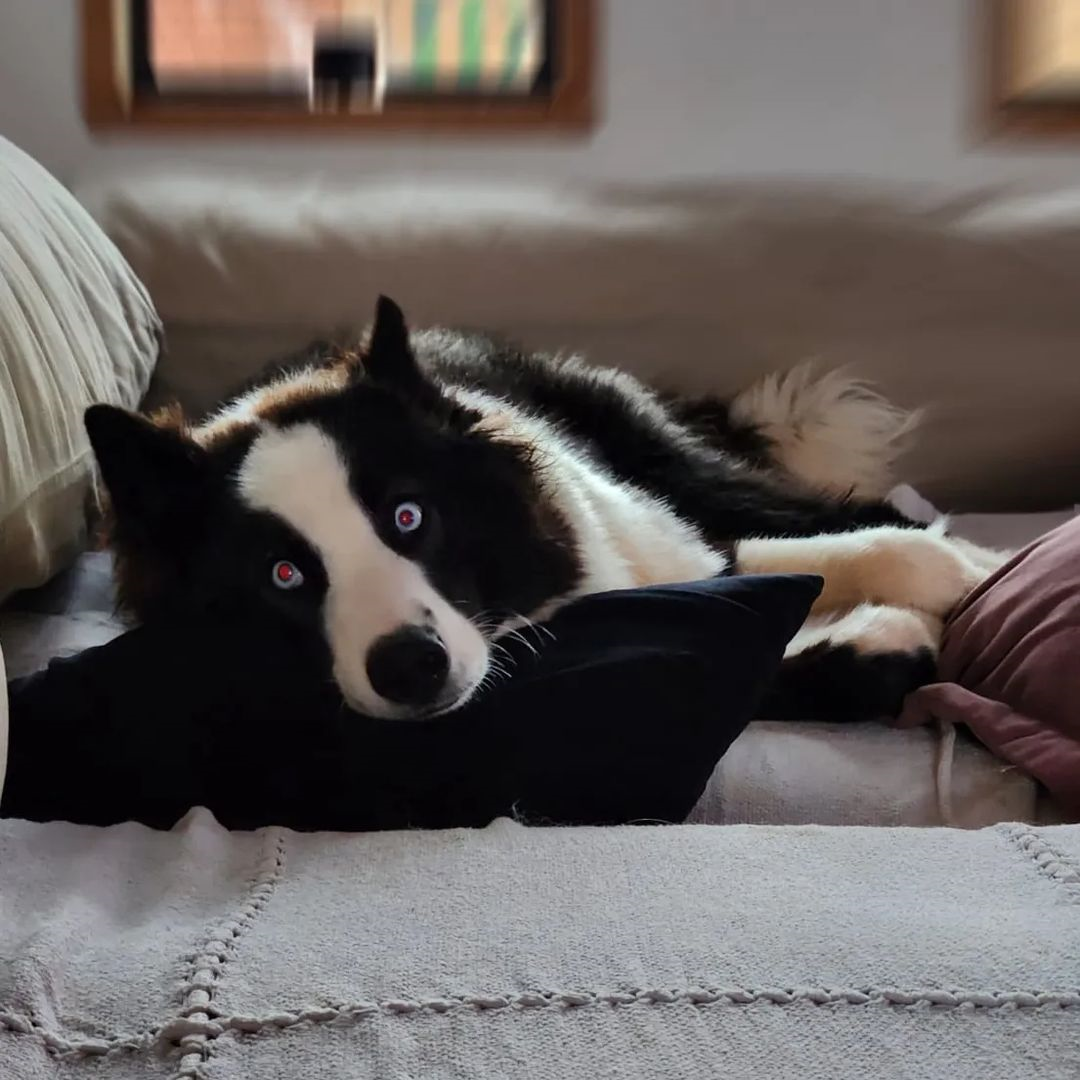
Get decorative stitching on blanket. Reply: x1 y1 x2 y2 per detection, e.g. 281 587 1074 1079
173 829 287 1080
158 985 1080 1045
999 824 1080 902
0 1009 155 1059
6 983 1078 1068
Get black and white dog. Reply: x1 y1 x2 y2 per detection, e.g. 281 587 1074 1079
85 298 1003 722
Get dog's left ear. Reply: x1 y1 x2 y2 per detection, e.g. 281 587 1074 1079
85 404 211 527
362 296 428 396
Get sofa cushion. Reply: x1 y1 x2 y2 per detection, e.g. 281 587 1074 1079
901 516 1080 820
0 138 160 601
2 574 820 830
691 718 1043 828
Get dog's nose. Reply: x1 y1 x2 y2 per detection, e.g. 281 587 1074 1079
366 626 450 707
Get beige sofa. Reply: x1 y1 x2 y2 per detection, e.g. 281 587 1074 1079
66 169 1080 827
4 148 1080 1080
2 144 1075 825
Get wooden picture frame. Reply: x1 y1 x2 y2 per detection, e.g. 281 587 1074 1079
82 0 595 133
987 0 1080 136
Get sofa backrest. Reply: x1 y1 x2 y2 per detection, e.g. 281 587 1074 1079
78 174 1080 511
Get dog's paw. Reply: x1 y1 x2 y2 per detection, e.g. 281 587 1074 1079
770 605 941 723
857 527 990 617
786 604 942 659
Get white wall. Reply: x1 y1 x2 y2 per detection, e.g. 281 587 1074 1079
3 0 1080 190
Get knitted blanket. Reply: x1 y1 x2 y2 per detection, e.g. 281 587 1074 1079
1 812 1078 1079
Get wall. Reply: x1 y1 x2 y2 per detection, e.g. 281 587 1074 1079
3 0 1080 190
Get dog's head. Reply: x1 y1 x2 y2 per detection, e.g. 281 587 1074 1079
86 298 580 719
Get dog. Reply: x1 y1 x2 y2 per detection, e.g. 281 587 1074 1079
85 297 1004 722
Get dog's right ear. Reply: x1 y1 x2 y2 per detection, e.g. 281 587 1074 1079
357 295 452 417
362 296 429 394
84 405 211 528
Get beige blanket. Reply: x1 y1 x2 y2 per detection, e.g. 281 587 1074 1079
2 811 1078 1078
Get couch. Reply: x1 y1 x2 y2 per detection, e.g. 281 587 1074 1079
24 163 1080 827
3 141 1080 1078
8 153 1080 826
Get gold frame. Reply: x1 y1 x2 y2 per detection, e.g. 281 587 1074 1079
987 0 1080 135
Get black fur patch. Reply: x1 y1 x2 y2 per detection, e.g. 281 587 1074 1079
420 341 918 544
666 394 776 469
757 642 938 723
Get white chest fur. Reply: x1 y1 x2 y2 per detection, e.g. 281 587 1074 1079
449 386 728 595
549 449 728 593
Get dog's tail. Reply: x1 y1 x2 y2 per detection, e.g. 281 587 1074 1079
727 362 920 499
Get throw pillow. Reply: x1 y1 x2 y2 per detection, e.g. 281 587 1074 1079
0 137 160 601
900 517 1080 819
1 574 820 830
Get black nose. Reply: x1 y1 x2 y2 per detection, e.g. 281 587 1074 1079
365 626 450 707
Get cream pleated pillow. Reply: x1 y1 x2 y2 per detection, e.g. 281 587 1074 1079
0 138 160 601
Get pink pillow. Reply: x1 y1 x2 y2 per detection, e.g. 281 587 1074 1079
900 517 1080 819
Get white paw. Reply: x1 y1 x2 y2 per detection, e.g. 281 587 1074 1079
787 605 942 658
948 535 1013 577
845 604 943 654
858 527 990 617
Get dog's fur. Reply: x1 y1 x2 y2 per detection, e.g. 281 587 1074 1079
85 297 1004 721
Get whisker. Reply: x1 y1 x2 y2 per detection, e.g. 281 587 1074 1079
501 610 556 653
504 628 539 658
521 613 557 644
490 641 519 669
475 667 511 699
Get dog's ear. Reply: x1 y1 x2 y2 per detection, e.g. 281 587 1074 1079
359 296 476 426
85 405 211 528
362 296 430 398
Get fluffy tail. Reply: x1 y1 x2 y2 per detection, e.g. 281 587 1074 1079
728 362 919 499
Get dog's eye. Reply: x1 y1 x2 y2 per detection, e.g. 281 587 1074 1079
271 560 305 590
393 501 423 535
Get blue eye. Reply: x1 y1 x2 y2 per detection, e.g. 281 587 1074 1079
272 560 304 590
394 501 423 534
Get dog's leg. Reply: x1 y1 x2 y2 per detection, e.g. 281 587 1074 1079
733 523 1000 616
758 604 941 722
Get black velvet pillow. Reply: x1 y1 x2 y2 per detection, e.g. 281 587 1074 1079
1 574 820 831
